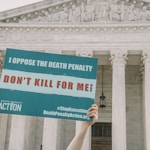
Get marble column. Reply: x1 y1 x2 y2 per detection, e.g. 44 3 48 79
1 51 27 150
110 50 127 150
0 51 6 150
0 114 8 150
8 115 26 150
142 50 150 150
75 50 93 150
42 50 61 150
42 118 58 150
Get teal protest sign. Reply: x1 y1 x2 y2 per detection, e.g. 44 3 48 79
0 48 98 121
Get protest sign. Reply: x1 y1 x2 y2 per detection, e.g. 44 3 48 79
0 48 98 121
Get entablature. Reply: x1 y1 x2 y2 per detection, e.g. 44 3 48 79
0 22 149 52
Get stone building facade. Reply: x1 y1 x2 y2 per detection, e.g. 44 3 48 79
0 0 150 150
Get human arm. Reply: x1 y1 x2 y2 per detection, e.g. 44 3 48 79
66 104 98 150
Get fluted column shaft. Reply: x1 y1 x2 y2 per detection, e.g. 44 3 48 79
42 118 58 150
8 115 26 150
110 50 127 150
42 50 60 150
0 52 6 150
0 114 8 150
142 50 150 150
75 50 93 150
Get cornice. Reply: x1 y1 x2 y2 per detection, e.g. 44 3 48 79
0 22 150 32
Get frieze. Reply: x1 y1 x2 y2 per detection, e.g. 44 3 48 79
0 25 150 43
39 33 149 43
24 33 40 41
0 33 8 41
41 34 55 41
9 33 23 41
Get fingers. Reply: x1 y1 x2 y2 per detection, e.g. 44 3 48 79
87 110 97 118
88 104 98 112
87 104 98 120
82 104 98 127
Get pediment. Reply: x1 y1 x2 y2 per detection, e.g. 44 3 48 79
0 0 150 23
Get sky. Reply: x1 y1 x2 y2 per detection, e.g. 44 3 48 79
0 0 43 12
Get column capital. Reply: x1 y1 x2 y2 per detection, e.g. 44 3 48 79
139 64 144 79
44 50 62 54
111 50 127 150
142 50 150 65
76 50 93 57
110 50 128 65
